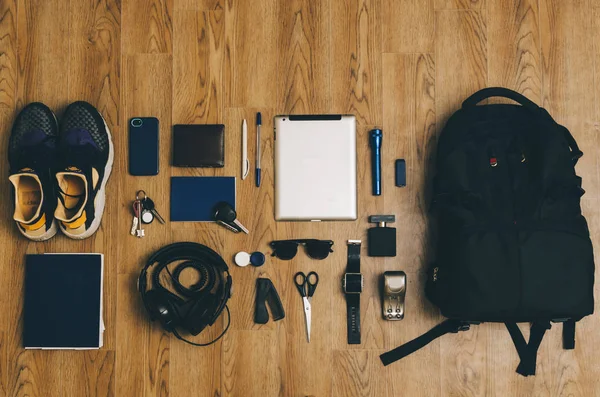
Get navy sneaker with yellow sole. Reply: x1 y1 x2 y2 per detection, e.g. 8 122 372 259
54 101 114 239
8 103 59 241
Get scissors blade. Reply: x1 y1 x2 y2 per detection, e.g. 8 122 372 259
302 296 312 343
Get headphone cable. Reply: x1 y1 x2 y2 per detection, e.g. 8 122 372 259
171 305 231 346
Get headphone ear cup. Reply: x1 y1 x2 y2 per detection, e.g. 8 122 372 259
144 290 183 332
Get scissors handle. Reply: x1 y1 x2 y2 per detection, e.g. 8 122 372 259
294 272 307 297
305 271 318 297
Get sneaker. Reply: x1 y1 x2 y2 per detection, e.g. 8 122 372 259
54 101 114 239
8 103 59 241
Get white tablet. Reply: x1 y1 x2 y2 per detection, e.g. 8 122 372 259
274 115 357 221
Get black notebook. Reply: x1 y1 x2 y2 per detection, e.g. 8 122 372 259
24 254 104 349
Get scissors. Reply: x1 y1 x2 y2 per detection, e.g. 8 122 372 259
294 271 319 342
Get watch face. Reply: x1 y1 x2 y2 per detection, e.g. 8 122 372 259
343 273 363 294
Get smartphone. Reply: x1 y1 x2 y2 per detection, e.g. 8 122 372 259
129 117 159 176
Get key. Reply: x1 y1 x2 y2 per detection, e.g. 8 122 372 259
134 200 145 237
213 202 249 234
130 214 139 236
142 196 165 224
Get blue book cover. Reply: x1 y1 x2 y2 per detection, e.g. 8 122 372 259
170 176 236 221
24 254 103 349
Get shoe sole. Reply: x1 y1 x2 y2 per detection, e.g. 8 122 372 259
59 110 114 240
17 218 58 241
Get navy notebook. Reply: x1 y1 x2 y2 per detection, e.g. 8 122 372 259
24 254 104 349
170 176 236 221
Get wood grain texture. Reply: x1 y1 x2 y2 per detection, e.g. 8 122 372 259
435 0 486 9
122 0 173 54
331 0 382 125
173 9 224 124
0 0 599 396
223 0 277 108
435 10 487 126
488 0 541 102
381 53 441 395
16 0 69 109
382 0 434 53
277 0 331 113
332 350 387 397
0 0 16 109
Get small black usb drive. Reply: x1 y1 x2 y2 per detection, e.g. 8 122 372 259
395 159 406 187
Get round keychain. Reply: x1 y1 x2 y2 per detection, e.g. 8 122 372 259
136 190 155 224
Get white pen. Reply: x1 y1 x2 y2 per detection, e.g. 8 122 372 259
242 119 249 179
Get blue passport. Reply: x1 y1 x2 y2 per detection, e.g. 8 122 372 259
170 176 236 221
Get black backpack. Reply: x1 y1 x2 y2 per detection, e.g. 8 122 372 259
380 87 595 376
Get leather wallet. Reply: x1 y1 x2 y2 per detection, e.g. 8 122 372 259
173 124 225 167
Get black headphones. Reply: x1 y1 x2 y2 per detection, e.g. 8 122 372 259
138 242 232 346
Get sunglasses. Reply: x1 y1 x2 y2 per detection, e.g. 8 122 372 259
269 239 334 260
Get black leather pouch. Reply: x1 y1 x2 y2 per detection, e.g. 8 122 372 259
173 124 225 167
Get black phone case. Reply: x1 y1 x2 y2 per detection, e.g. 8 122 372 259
129 117 159 176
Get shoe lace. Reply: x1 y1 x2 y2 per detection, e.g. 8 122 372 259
56 183 86 211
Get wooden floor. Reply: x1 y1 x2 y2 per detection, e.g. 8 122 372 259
0 0 599 396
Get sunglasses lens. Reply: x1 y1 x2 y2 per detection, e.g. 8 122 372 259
306 242 332 260
272 242 298 260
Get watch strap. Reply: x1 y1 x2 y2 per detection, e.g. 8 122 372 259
345 240 362 344
347 241 361 273
346 294 361 344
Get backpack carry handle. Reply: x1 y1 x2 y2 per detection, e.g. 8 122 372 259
462 87 539 111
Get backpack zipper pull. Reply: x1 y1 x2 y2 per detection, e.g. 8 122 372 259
489 147 498 167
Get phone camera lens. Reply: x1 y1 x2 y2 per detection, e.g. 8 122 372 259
131 118 143 127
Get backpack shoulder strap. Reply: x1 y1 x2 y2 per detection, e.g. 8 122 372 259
505 322 551 376
380 320 470 366
562 319 576 350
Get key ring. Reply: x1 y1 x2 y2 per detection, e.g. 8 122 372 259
136 190 147 201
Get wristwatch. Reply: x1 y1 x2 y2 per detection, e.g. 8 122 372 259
342 240 363 344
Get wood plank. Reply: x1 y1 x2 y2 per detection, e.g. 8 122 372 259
221 331 279 396
435 10 487 127
435 8 490 397
174 0 221 10
592 4 600 122
116 273 170 397
332 350 387 397
331 0 382 125
122 0 173 54
536 0 598 392
540 0 598 198
382 0 434 53
380 53 440 395
223 0 277 108
0 0 17 109
435 0 485 9
16 0 69 109
61 351 115 397
119 54 172 274
277 0 331 113
488 0 541 102
172 9 224 124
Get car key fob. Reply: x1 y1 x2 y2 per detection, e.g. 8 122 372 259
213 202 249 234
